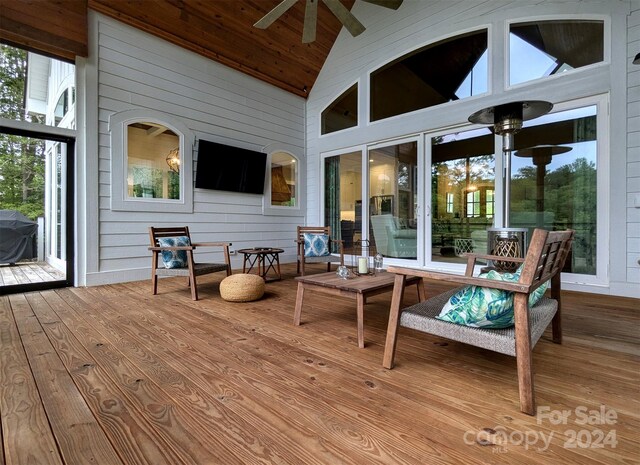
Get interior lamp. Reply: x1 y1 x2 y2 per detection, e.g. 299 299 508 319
468 100 553 228
166 148 180 173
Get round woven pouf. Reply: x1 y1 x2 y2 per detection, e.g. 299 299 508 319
220 274 265 302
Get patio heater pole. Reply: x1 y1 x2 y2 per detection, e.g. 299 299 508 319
514 145 572 227
468 101 553 228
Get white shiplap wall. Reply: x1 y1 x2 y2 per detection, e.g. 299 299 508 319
86 14 306 285
628 4 640 287
306 0 638 297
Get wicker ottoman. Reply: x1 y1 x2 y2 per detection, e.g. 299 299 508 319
220 274 265 302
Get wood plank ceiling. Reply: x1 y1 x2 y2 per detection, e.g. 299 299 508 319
1 0 356 97
89 0 357 97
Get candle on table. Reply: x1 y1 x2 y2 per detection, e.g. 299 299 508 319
358 257 368 274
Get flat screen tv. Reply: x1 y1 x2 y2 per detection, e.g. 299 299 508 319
195 140 267 194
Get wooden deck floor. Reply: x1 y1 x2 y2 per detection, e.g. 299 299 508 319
1 264 638 465
0 261 65 286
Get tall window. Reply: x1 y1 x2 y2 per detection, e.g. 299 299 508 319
486 189 494 218
270 151 297 207
369 141 418 258
509 20 604 86
466 190 480 218
446 192 454 213
431 127 495 263
126 122 180 200
324 151 362 254
370 29 488 121
511 105 598 275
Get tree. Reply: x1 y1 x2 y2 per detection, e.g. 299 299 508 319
0 44 45 220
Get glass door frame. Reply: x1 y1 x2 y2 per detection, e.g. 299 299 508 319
0 124 74 294
320 135 423 267
423 126 500 273
366 135 423 267
423 94 609 284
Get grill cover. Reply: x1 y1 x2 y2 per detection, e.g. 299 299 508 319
0 210 38 264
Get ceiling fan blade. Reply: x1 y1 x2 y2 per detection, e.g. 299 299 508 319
322 0 365 37
254 0 298 29
361 0 403 10
302 0 318 43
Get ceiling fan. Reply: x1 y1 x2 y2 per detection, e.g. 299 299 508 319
254 0 403 43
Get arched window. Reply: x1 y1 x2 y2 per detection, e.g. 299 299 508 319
109 110 194 212
370 29 488 122
269 151 298 207
321 83 358 135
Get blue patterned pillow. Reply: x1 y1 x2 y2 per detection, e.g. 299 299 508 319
157 236 191 269
436 266 549 329
303 233 330 257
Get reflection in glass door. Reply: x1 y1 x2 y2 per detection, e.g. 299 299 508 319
47 142 67 269
324 151 362 255
368 141 418 259
430 127 495 264
0 128 73 294
512 105 598 275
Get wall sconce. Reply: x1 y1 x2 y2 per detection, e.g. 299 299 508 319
166 148 180 173
634 53 640 65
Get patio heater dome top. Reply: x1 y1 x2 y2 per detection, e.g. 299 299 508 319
515 144 572 156
468 100 554 125
468 100 553 135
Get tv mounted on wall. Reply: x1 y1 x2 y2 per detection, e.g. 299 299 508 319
195 140 267 194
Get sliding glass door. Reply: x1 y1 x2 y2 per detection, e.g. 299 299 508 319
323 138 420 263
324 150 362 255
429 127 495 265
0 126 74 294
425 99 603 280
368 140 419 260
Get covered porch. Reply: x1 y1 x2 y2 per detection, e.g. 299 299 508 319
2 263 638 464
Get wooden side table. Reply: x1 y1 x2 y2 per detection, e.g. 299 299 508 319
238 248 284 282
293 271 425 348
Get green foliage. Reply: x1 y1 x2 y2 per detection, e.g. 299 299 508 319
0 45 46 220
512 157 597 274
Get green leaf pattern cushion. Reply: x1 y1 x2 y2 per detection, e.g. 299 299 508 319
303 233 330 257
436 266 549 329
157 236 191 269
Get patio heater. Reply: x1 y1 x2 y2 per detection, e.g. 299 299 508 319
468 101 553 268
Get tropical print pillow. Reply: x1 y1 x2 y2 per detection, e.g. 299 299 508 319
303 233 330 257
157 236 191 269
436 266 549 328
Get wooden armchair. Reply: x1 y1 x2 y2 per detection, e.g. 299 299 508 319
149 226 232 301
383 229 574 415
295 226 344 276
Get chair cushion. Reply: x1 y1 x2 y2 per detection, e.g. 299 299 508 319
436 267 549 329
303 233 330 257
157 236 190 269
401 288 558 356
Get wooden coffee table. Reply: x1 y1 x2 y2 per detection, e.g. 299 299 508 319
293 271 425 348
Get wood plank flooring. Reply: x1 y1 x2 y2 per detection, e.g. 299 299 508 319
1 263 638 465
0 262 65 286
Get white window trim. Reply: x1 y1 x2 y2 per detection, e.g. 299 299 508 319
318 79 360 139
262 144 305 216
504 15 610 91
364 25 492 127
109 109 194 213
